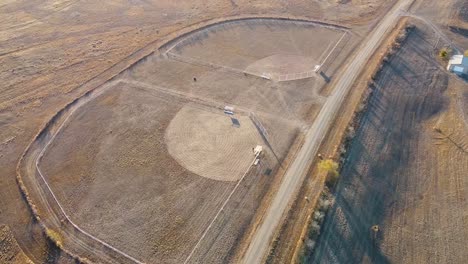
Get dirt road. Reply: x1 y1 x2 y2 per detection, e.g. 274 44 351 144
241 0 414 263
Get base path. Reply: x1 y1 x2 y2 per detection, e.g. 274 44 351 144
241 0 414 263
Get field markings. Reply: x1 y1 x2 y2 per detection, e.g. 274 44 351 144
120 79 308 128
31 77 282 264
34 79 145 264
275 30 349 81
183 155 259 264
315 31 348 73
165 27 349 82
166 51 259 78
241 0 414 263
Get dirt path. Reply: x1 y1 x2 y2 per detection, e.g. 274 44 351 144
241 0 414 263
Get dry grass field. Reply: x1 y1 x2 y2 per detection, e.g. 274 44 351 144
0 225 33 264
0 0 397 262
166 19 345 80
19 18 357 263
309 22 468 264
38 82 275 263
125 19 346 122
30 19 351 263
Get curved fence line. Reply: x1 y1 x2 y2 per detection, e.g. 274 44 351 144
20 79 144 264
16 14 349 263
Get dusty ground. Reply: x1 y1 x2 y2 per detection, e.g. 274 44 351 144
166 104 262 181
267 17 414 264
309 21 468 263
39 83 276 263
167 19 345 80
0 225 33 264
125 18 345 123
34 19 345 263
0 0 393 262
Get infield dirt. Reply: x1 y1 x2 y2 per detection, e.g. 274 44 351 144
38 82 277 263
26 19 349 264
0 0 398 262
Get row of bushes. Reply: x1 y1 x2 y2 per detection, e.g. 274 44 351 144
16 173 91 263
15 120 91 263
297 23 415 264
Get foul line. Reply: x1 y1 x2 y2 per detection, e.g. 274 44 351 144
183 155 259 264
316 31 349 73
34 80 145 264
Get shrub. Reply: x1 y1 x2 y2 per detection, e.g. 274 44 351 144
318 159 339 188
305 238 315 249
45 228 63 248
318 198 330 211
439 48 452 61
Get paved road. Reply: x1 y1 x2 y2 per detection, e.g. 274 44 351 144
241 0 414 263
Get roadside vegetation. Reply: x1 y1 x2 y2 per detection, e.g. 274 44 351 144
297 23 415 264
438 47 452 61
318 159 339 188
45 228 63 248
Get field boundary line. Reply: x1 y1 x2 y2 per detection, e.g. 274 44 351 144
12 14 344 263
33 79 145 264
164 20 350 82
162 18 349 54
166 51 266 79
315 31 349 74
277 30 349 81
183 155 259 264
121 79 307 128
27 76 290 264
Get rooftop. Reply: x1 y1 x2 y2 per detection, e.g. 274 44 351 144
448 54 468 66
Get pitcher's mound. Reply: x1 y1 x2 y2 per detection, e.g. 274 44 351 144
165 105 263 181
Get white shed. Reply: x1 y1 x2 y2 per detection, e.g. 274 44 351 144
447 54 468 75
224 106 235 115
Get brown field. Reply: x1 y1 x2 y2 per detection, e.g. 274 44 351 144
0 0 401 262
309 21 468 264
0 225 33 264
16 18 355 263
124 19 347 122
165 19 345 80
38 82 274 263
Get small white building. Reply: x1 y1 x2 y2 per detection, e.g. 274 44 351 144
253 145 263 156
224 106 234 115
447 54 468 75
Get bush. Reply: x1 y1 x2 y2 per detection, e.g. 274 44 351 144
313 211 325 222
318 197 331 211
308 220 321 239
439 48 452 61
45 228 63 248
318 159 339 188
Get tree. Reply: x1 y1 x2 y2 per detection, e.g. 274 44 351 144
318 159 339 188
439 48 452 61
45 228 63 248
